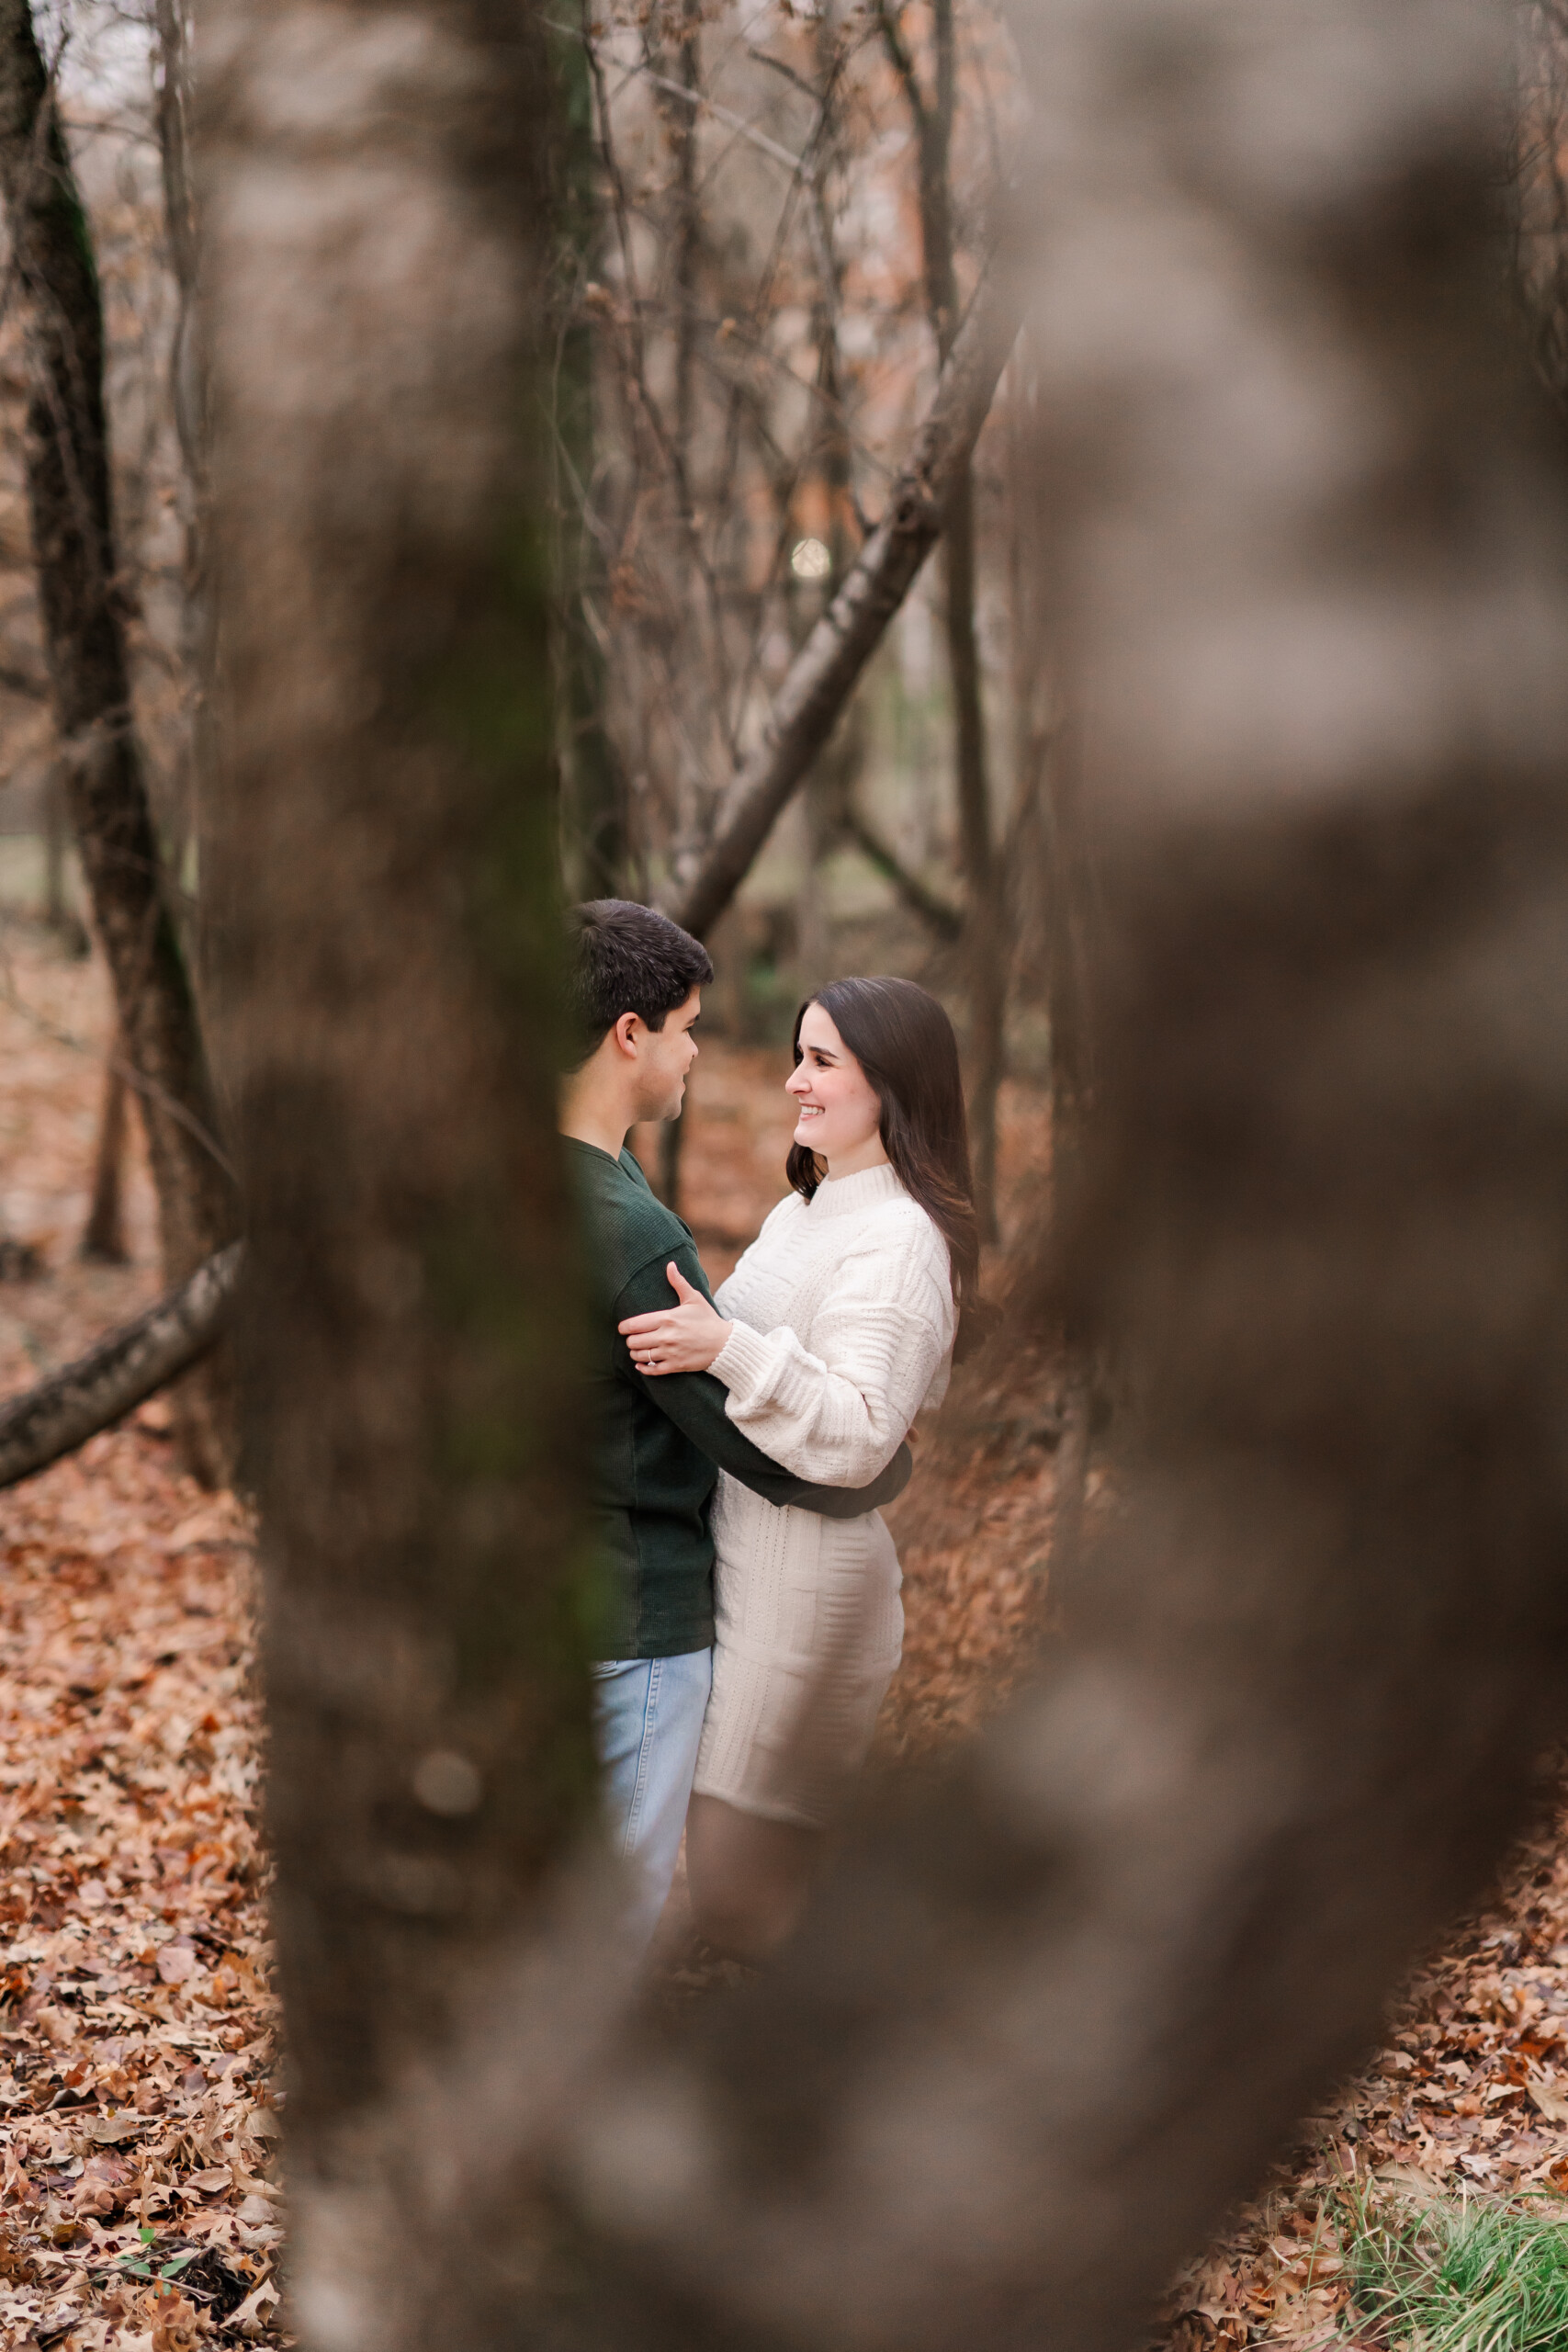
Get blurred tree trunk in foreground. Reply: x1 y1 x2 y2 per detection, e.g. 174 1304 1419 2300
200 0 1568 2347
199 1 597 2344
580 2 1568 2346
0 0 238 1481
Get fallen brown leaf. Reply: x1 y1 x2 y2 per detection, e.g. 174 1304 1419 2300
148 2286 203 2350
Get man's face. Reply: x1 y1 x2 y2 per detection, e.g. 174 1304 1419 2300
633 985 702 1123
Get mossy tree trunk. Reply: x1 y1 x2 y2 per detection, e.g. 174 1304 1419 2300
200 1 596 2342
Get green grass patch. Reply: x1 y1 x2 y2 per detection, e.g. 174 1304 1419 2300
1338 2177 1568 2350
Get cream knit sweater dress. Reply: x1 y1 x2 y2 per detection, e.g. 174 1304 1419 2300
692 1160 955 1827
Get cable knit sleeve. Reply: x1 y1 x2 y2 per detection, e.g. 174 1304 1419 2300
708 1215 953 1486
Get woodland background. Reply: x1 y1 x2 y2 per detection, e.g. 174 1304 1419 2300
3 1 1568 2349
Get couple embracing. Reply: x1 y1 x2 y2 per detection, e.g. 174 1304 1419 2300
561 899 978 1962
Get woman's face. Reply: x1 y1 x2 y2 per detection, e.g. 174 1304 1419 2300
785 1001 887 1174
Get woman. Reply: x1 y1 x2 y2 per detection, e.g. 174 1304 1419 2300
618 976 979 1958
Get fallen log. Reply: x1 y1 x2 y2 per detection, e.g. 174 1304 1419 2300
0 1241 243 1490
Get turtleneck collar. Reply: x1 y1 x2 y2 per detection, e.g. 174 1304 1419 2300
807 1160 905 1219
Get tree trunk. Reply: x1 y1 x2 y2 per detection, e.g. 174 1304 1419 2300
200 3 596 2343
153 0 199 475
673 0 701 468
80 1047 129 1263
1510 2 1568 417
42 751 65 930
945 462 1004 1238
649 15 703 1218
0 0 238 1479
152 0 212 911
877 0 1005 1238
556 1 625 899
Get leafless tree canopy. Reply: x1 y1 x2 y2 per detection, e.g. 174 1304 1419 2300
554 0 1015 886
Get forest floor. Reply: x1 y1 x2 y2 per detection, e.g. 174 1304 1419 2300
0 918 1564 2349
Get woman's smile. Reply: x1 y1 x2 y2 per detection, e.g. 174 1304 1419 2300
785 1001 886 1171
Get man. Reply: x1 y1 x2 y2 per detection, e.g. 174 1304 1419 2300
559 899 912 1952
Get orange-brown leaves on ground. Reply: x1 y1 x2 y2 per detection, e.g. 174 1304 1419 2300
1 932 280 2346
0 931 162 1397
1159 1810 1568 2347
148 2287 204 2350
878 1339 1062 1758
6 927 1568 2347
0 1425 281 2346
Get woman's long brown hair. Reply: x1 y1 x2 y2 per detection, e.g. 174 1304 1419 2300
785 977 984 1358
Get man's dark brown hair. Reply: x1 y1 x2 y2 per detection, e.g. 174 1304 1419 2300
565 899 714 1065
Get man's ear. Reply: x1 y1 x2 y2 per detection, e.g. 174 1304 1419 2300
612 1011 642 1059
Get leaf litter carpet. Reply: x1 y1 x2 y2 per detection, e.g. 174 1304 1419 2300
1 1441 279 2349
1158 1799 1568 2349
1 927 1566 2345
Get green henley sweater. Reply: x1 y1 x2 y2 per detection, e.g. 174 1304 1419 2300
567 1137 913 1660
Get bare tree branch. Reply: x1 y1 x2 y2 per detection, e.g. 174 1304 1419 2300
660 259 1021 938
870 0 928 136
0 1240 242 1490
840 797 963 940
619 51 809 179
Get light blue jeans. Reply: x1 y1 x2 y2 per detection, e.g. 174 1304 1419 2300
590 1648 712 1955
